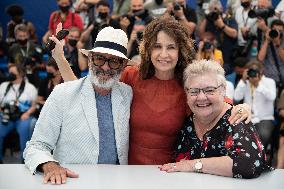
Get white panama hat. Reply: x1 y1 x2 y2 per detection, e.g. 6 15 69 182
80 26 129 60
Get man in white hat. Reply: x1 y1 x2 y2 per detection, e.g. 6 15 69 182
23 23 133 185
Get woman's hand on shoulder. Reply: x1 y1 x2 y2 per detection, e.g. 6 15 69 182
229 103 252 125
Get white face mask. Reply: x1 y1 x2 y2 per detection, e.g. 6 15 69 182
88 65 122 89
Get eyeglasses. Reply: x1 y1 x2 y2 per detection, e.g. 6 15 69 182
88 53 125 70
186 85 223 96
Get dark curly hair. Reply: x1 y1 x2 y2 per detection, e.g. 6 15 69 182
139 15 196 84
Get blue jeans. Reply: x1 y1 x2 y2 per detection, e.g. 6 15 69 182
0 117 32 161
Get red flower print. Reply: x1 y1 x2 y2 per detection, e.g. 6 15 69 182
225 135 234 149
203 139 208 150
253 133 263 153
236 147 241 154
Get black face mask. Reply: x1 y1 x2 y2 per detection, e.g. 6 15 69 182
17 39 28 46
98 12 108 20
155 0 163 5
241 2 250 9
6 73 17 81
132 9 143 14
46 72 55 79
68 39 78 47
59 5 70 13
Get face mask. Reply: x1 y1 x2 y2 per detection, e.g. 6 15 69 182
6 73 17 81
59 5 70 13
68 39 78 47
17 39 28 46
241 2 250 9
132 9 143 14
46 72 55 79
98 12 108 20
155 0 163 5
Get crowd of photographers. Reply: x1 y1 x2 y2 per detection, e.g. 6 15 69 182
0 0 284 167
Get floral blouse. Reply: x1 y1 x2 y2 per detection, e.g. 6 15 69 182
175 108 273 178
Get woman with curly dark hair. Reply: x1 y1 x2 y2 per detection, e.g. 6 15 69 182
49 15 251 165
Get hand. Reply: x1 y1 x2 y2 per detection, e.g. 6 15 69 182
129 30 137 41
49 23 66 63
159 160 193 173
257 18 268 32
173 8 185 19
265 29 272 42
42 162 79 185
20 112 30 120
214 15 224 29
229 103 252 125
241 27 249 37
198 41 204 51
279 109 284 118
120 17 130 29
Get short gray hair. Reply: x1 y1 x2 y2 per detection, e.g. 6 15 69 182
183 59 226 90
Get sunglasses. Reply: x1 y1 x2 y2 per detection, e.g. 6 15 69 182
88 53 125 70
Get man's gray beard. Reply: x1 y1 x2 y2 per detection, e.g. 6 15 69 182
88 68 121 89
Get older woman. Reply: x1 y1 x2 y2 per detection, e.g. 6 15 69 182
160 60 272 178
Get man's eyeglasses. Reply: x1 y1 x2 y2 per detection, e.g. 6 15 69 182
88 53 125 70
186 85 223 96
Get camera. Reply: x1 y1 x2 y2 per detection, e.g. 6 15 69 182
173 3 181 11
133 9 148 20
93 18 109 31
1 101 21 124
203 41 212 50
136 30 143 41
247 68 259 78
205 11 220 22
248 8 274 19
269 29 282 39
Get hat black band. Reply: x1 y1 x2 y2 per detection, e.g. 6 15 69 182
94 41 127 56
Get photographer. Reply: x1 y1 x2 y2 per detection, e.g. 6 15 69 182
249 0 275 50
165 0 197 37
196 32 223 65
234 60 276 154
5 4 37 46
80 0 120 50
258 19 284 93
235 0 258 54
0 64 37 163
198 0 238 75
119 0 153 37
8 24 43 87
42 0 83 44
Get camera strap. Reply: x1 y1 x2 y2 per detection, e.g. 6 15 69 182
3 80 26 102
270 43 284 88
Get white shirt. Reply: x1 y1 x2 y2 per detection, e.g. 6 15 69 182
234 76 276 124
235 6 257 46
276 0 284 22
226 80 235 100
0 80 37 108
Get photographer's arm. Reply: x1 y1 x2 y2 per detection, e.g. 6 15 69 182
215 17 237 38
80 24 94 44
198 19 207 38
257 37 270 62
179 18 196 36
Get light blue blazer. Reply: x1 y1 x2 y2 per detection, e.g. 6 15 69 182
24 77 132 174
